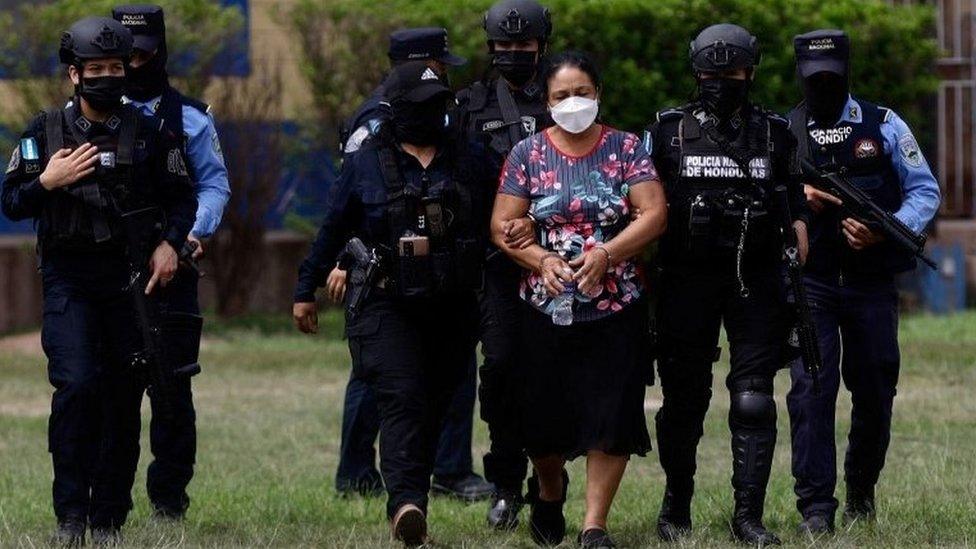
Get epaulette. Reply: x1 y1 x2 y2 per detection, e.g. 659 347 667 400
181 94 211 115
655 108 684 123
762 108 790 129
879 106 894 123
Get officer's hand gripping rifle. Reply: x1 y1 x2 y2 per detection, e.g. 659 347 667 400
800 159 937 270
120 207 177 420
775 186 823 394
338 237 381 320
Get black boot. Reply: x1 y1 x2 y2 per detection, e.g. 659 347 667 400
843 484 876 524
729 387 781 546
798 513 835 536
487 487 524 530
53 517 86 548
526 470 569 546
431 472 494 503
90 525 122 546
657 479 693 542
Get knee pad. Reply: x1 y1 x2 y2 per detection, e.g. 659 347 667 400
730 378 776 430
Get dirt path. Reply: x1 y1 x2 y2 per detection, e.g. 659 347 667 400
0 331 41 357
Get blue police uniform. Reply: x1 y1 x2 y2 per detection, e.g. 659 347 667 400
122 87 229 515
2 101 196 528
786 95 940 520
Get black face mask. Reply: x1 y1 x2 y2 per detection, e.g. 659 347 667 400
698 77 750 119
391 97 448 146
78 75 126 112
803 73 849 126
492 50 538 87
126 50 169 102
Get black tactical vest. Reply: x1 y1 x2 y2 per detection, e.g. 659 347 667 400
156 86 208 182
790 98 912 278
462 79 551 160
373 137 483 297
664 107 777 267
39 105 146 253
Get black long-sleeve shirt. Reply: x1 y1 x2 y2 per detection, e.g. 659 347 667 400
2 101 196 254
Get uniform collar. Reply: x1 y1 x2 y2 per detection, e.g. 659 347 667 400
67 100 124 136
807 95 858 127
122 94 164 113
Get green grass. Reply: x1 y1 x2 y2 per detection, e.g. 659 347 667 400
1 310 975 547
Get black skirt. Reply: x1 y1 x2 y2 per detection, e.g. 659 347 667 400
517 299 653 460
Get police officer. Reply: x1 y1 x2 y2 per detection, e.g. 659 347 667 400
340 27 467 157
331 28 492 501
106 3 230 521
645 24 810 545
1 16 195 545
456 0 553 530
292 61 486 547
786 30 940 535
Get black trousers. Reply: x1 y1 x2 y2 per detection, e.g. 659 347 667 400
101 267 200 525
146 268 199 513
477 256 528 492
39 254 142 527
347 293 480 519
655 265 789 486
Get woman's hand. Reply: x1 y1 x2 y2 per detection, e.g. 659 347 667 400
503 217 535 249
569 247 610 296
539 254 574 297
326 267 347 303
293 302 319 334
39 144 99 190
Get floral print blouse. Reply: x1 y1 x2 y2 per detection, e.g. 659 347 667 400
498 126 659 322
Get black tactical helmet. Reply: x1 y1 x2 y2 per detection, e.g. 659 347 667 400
689 23 760 73
59 16 133 65
484 0 552 52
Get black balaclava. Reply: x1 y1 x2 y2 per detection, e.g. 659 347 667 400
698 76 751 120
803 72 849 127
126 46 169 101
492 50 538 88
391 95 449 146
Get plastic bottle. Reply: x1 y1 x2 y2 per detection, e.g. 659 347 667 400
551 277 576 326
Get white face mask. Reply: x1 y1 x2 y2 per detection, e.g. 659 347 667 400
549 96 599 134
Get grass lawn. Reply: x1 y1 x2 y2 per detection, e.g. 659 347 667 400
1 310 975 547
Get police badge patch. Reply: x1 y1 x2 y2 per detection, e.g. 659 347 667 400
167 149 189 176
899 134 923 168
854 138 878 159
6 146 20 174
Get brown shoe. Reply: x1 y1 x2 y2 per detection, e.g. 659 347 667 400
391 503 427 547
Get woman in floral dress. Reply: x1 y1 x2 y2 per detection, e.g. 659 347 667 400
491 51 667 548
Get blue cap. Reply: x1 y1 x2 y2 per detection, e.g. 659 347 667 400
388 27 466 66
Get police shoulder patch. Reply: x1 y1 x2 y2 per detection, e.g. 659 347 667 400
344 126 371 154
898 133 923 168
168 148 189 176
6 146 20 174
20 138 39 161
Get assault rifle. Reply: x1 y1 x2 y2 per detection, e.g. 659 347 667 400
800 159 937 270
